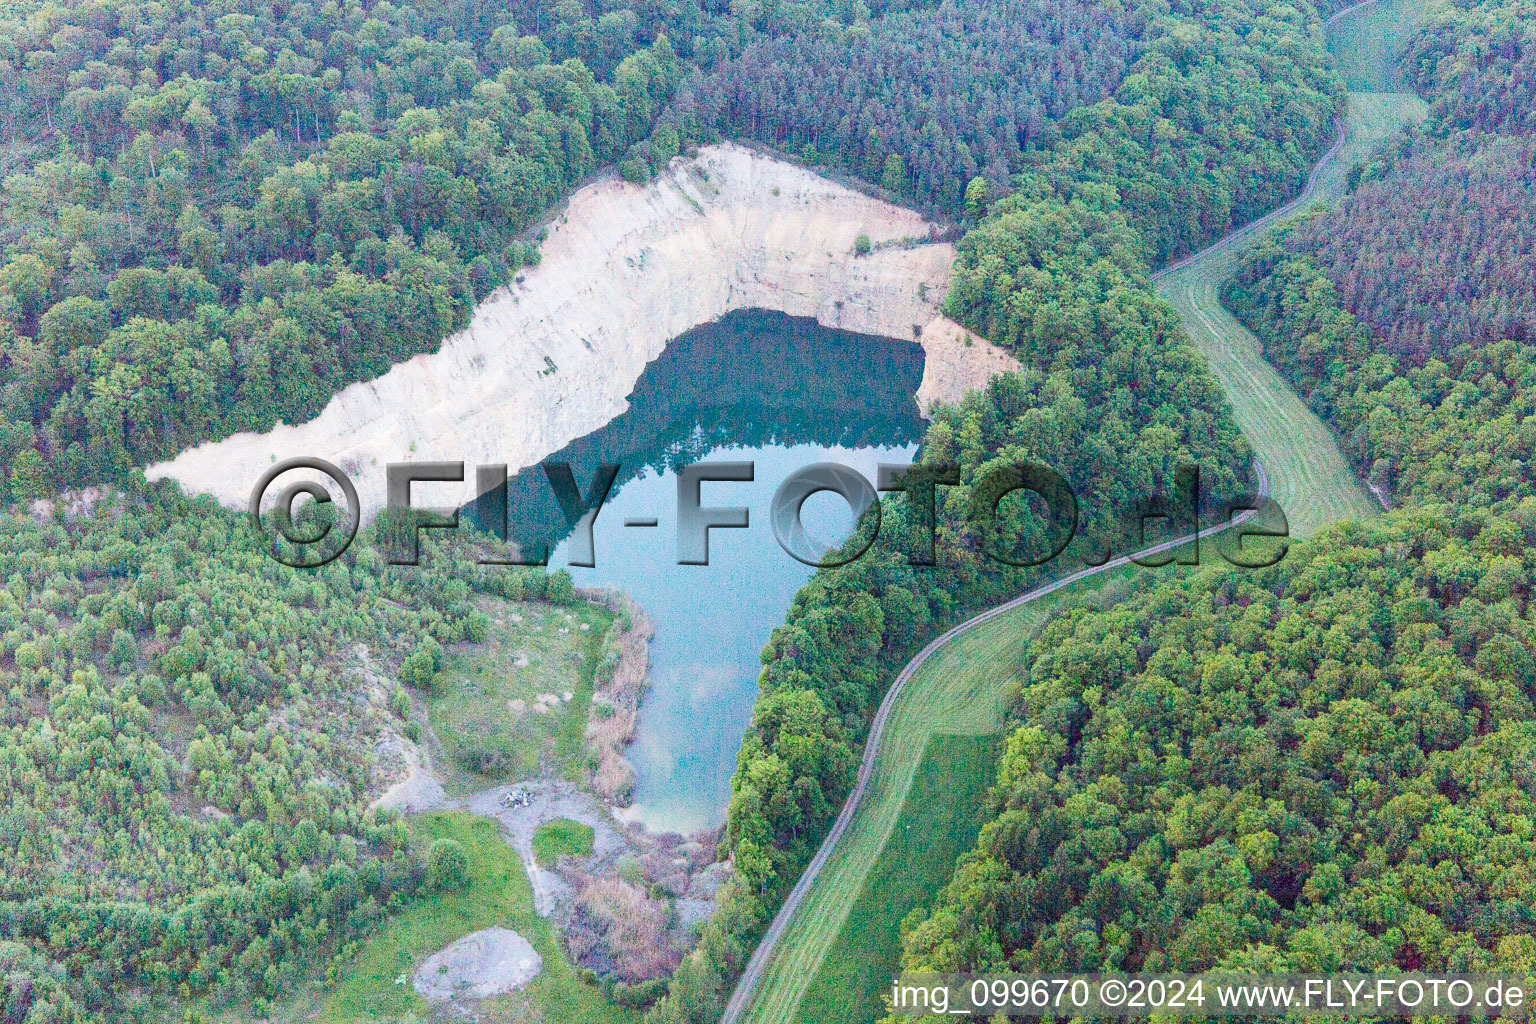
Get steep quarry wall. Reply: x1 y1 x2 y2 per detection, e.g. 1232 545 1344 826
149 143 1019 515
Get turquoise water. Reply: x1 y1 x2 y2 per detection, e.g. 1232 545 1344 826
476 311 927 833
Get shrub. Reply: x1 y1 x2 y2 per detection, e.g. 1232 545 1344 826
545 570 577 605
460 739 512 777
426 838 470 891
399 637 443 690
614 977 668 1009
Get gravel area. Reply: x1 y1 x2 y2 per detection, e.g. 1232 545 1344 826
413 927 542 1002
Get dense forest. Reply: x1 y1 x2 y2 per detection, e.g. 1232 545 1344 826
645 2 1344 1022
0 0 681 494
0 479 594 1019
890 0 1536 1006
1227 224 1536 509
1223 0 1536 510
1402 0 1536 135
898 505 1536 978
658 0 1144 214
656 0 1341 264
1282 132 1535 360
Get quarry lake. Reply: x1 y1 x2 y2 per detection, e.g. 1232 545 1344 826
470 310 927 832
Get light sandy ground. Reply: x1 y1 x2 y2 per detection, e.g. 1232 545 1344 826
357 644 448 815
413 927 542 1003
370 733 447 814
29 485 104 522
148 142 1018 519
466 781 629 917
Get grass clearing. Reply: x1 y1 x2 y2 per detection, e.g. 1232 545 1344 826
797 734 1001 1024
1155 252 1380 538
427 597 612 794
533 818 596 866
1328 0 1430 92
319 812 637 1024
1314 91 1430 197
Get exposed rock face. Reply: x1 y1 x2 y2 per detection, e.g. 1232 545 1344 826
413 927 542 1002
915 315 1021 413
148 143 1018 517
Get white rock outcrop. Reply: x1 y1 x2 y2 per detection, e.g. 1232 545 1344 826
148 143 1019 516
413 927 542 1002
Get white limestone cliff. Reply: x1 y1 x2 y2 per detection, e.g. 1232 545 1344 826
148 142 1019 516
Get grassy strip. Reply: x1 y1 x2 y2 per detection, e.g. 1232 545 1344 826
556 621 611 781
1327 0 1431 92
1151 85 1427 539
797 734 1002 1024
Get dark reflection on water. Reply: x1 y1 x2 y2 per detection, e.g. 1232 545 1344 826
467 310 927 832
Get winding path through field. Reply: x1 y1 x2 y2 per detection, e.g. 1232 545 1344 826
724 2 1429 1021
1151 0 1429 534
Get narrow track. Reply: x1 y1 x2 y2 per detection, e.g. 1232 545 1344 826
719 465 1269 1024
1149 119 1347 286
